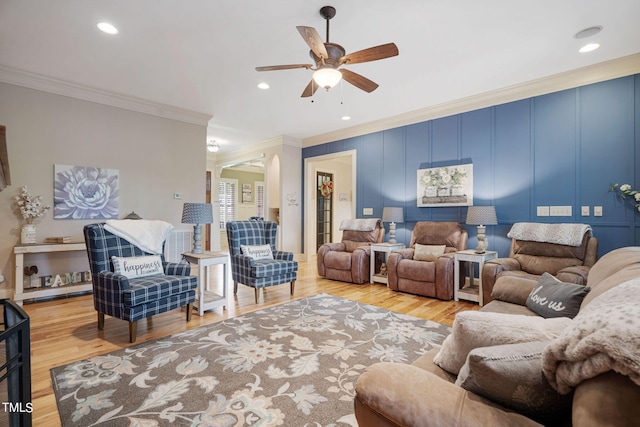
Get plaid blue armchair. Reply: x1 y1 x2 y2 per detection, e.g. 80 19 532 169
84 223 197 342
226 220 298 303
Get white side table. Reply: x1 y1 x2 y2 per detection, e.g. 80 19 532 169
454 250 498 306
182 251 229 316
370 243 405 285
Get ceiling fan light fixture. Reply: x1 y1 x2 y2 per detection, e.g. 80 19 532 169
313 67 342 90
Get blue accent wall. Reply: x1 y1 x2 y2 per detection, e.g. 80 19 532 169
303 74 640 257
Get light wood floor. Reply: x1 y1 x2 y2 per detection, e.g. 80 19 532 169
21 259 478 426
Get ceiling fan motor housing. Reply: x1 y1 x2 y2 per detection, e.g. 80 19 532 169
310 42 345 69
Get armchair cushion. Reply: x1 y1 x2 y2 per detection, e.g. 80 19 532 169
455 340 572 424
525 273 590 319
111 255 164 278
433 311 572 375
413 244 446 261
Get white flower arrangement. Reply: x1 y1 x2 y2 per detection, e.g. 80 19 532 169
15 186 51 224
610 183 640 212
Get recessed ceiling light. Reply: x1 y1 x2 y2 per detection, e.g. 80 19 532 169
97 22 119 35
341 116 351 121
574 26 603 39
257 82 270 90
579 43 600 53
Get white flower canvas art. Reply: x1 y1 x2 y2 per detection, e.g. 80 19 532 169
417 163 473 207
54 164 119 219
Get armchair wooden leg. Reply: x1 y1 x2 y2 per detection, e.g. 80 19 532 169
234 281 238 295
97 312 105 330
290 280 295 296
129 321 137 343
186 303 193 322
255 288 260 304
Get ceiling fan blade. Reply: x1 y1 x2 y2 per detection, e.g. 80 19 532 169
296 26 329 59
301 80 319 98
255 64 313 72
340 43 399 65
340 69 379 93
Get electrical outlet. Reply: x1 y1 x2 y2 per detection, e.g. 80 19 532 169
581 206 590 216
594 206 603 216
363 208 373 216
537 206 550 216
550 206 572 216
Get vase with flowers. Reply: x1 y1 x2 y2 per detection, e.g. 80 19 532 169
610 183 640 212
15 186 50 244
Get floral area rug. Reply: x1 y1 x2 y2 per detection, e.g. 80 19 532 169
51 294 451 426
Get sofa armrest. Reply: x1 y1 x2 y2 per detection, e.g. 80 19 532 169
95 271 130 291
273 250 293 261
351 247 372 284
482 258 522 304
317 243 346 276
557 265 589 285
435 253 456 300
386 249 414 290
355 362 542 427
164 261 191 276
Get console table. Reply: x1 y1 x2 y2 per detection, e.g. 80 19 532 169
182 251 229 316
13 242 91 306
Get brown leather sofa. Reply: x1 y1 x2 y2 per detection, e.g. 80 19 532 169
317 219 384 284
354 246 640 427
387 222 467 300
482 230 597 305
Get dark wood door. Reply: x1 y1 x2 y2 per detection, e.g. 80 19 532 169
316 171 333 250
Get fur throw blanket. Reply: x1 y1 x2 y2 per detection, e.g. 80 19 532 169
508 222 591 246
339 218 381 231
542 279 640 394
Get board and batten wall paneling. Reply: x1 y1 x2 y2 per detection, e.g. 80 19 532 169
302 74 640 257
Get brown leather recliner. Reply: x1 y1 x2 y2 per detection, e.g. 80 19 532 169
317 219 385 284
387 222 468 300
481 227 598 305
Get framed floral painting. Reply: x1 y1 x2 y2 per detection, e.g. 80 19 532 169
54 164 119 219
417 164 473 207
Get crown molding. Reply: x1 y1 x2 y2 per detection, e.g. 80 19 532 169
0 65 213 126
302 53 640 148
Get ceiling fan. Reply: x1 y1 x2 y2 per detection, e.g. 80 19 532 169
255 5 399 98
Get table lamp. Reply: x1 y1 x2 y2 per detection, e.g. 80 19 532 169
382 207 404 244
466 206 498 253
181 203 213 254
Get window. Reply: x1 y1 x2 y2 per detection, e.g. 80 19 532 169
255 181 265 218
219 178 237 229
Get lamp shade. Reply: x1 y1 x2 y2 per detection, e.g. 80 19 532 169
312 67 342 90
181 203 213 224
466 206 497 225
382 207 404 223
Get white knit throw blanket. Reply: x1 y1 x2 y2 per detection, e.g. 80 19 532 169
542 279 640 394
507 222 591 246
104 219 174 255
339 218 381 231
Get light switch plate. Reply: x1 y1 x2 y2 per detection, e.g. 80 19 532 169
363 208 373 215
581 206 590 216
550 206 572 216
594 206 603 216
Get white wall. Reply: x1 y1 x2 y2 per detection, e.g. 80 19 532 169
0 82 208 296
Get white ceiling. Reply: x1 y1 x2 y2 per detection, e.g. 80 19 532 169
1 0 640 154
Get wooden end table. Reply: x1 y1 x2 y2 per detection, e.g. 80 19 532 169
454 249 498 306
370 242 405 285
182 251 229 316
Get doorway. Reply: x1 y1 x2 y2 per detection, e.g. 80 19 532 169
316 171 333 250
